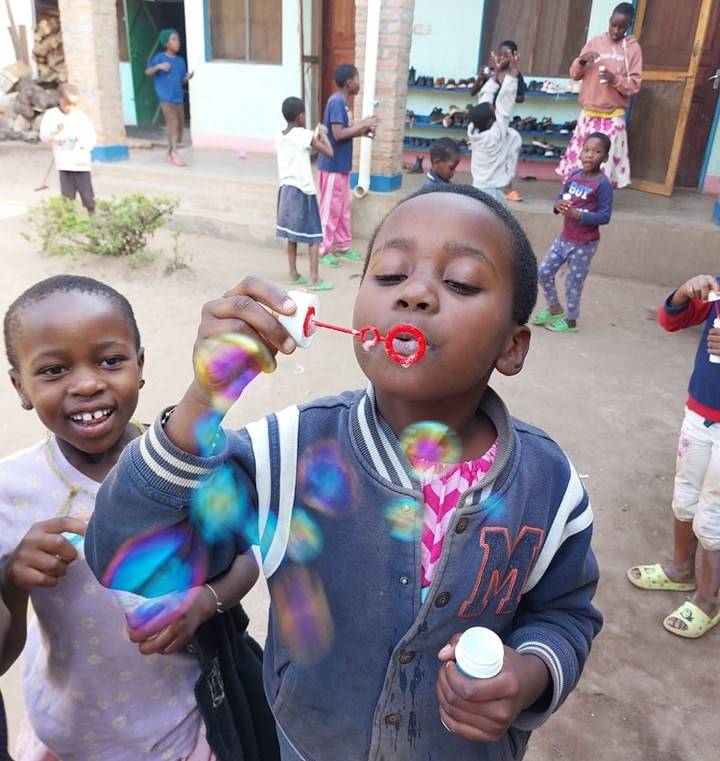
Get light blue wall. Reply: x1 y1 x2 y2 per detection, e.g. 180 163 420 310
704 115 720 183
119 62 137 127
410 0 484 79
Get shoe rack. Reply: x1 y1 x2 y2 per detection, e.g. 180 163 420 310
404 73 580 169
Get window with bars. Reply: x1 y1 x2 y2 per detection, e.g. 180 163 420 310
480 0 593 77
207 0 283 63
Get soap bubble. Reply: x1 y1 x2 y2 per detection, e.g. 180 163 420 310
103 526 207 601
194 334 274 413
384 496 423 542
194 410 224 458
190 463 253 545
298 440 357 517
286 509 324 564
482 493 507 521
120 588 195 632
272 564 334 666
400 421 461 475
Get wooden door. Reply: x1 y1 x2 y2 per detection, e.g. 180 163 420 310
321 0 355 110
627 0 715 195
676 0 720 187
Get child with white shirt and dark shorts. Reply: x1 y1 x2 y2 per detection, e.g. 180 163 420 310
275 97 334 291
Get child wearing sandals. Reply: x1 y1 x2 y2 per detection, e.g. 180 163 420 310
275 97 335 291
628 274 720 639
531 132 612 333
0 276 269 760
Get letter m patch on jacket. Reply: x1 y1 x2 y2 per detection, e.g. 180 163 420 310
458 526 545 618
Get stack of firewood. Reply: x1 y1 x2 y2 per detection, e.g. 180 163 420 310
33 16 66 86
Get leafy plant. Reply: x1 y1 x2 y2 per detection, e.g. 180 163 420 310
25 194 179 264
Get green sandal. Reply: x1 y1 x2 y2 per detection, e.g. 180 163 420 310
335 249 364 262
545 316 577 333
531 309 564 326
307 279 334 291
626 563 696 592
287 275 308 285
320 253 341 268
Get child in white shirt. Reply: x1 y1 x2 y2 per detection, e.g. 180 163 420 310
275 97 334 290
39 83 97 213
467 52 520 207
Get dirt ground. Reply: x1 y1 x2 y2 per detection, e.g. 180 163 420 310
0 156 717 761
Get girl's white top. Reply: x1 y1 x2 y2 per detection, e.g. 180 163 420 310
0 437 202 761
39 107 97 172
455 627 504 679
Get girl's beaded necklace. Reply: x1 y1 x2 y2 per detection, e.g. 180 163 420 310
45 420 145 517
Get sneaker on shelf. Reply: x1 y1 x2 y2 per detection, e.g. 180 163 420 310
429 107 445 124
532 138 552 151
445 78 457 89
409 155 424 173
434 77 446 88
408 66 416 85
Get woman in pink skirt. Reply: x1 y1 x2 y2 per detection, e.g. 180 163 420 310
558 2 642 189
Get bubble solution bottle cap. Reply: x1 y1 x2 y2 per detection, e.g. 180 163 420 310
455 627 504 679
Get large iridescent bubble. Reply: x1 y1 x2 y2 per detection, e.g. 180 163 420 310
193 333 274 413
399 420 461 475
384 496 423 542
272 564 334 665
190 463 254 545
298 440 357 517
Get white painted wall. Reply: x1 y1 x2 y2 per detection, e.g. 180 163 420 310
0 0 35 72
184 0 302 150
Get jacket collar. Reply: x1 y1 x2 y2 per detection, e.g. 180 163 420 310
350 385 515 496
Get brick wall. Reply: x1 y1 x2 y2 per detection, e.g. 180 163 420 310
354 0 414 180
58 0 126 146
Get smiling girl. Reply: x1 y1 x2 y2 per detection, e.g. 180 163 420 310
0 276 262 761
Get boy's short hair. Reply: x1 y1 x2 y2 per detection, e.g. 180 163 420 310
498 40 518 53
4 275 141 368
58 83 80 101
613 2 635 18
468 103 494 133
334 64 358 88
430 137 461 164
363 184 538 325
282 97 305 123
585 131 611 155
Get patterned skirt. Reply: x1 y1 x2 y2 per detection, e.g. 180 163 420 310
557 109 630 189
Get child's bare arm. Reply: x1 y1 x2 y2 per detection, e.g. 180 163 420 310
331 116 379 142
129 552 259 656
311 124 334 158
670 274 720 307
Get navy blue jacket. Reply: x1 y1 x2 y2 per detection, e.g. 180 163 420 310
87 387 602 761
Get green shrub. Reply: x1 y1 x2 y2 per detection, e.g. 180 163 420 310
25 194 179 263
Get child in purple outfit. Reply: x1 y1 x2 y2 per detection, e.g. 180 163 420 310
531 132 613 333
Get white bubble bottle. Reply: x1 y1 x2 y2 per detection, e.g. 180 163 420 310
455 627 505 679
711 318 720 365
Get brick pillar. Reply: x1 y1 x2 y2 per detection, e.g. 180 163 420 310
59 0 128 161
354 0 414 192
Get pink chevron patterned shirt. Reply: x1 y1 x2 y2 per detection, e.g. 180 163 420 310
412 440 498 591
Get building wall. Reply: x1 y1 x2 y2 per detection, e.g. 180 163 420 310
185 0 302 151
0 0 34 71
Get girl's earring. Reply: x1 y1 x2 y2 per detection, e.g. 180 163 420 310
139 379 146 389
21 400 32 410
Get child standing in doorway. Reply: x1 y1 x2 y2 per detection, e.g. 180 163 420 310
532 132 613 333
146 29 193 167
275 97 335 290
39 83 97 214
628 275 720 639
88 183 602 761
317 64 379 268
0 276 274 761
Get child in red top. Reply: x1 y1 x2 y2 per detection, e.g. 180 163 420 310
628 274 720 639
531 132 613 333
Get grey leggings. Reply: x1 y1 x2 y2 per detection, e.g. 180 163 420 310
538 235 599 320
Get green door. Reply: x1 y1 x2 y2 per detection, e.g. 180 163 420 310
123 0 162 127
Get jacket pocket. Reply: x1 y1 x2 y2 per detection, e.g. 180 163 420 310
272 663 298 718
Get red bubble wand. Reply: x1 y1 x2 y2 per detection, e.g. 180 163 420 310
302 306 427 368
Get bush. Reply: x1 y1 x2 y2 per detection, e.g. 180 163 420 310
25 194 179 263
